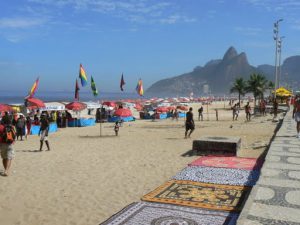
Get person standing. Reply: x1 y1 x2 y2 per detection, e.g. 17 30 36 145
39 114 50 151
232 104 239 121
0 121 16 176
292 94 300 138
198 105 203 121
16 115 25 141
25 116 31 139
245 102 251 121
185 107 195 138
273 99 278 118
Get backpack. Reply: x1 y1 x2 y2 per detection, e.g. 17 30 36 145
3 125 15 144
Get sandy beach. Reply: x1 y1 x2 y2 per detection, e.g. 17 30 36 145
0 102 279 225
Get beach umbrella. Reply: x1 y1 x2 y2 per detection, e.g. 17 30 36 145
0 104 13 112
114 108 132 117
65 102 87 111
156 106 169 113
102 101 116 108
177 105 189 111
167 106 176 111
134 103 143 111
26 97 45 108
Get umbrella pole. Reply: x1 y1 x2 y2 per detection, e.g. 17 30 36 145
100 121 102 137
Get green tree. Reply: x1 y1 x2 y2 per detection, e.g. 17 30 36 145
246 73 268 107
230 77 246 107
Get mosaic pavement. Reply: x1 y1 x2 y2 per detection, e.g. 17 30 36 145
238 111 300 225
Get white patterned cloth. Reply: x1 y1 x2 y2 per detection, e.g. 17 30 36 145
173 166 259 186
100 202 238 225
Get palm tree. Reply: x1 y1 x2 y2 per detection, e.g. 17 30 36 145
267 81 275 96
246 73 268 107
230 77 246 107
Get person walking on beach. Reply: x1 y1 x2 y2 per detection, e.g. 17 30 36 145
273 99 278 118
114 121 120 136
198 105 203 121
232 104 239 121
292 94 300 138
38 114 50 151
245 102 251 121
185 107 195 138
0 121 16 176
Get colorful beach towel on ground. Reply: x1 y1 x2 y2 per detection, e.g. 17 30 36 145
173 166 259 186
142 180 250 212
100 202 238 225
189 156 263 170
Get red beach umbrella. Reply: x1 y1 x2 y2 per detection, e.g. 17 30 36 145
103 101 116 107
167 106 176 111
156 106 169 113
0 104 13 112
65 102 87 111
177 105 189 111
26 97 45 108
114 108 132 117
134 103 143 111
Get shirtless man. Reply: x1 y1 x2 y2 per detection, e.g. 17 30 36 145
292 94 300 138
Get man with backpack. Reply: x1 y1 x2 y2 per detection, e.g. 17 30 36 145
38 114 50 151
0 121 16 176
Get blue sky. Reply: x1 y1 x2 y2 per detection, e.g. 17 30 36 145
1 0 300 94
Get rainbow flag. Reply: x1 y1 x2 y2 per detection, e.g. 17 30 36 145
25 77 39 99
136 79 144 96
79 64 88 87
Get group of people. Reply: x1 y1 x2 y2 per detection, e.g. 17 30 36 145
0 111 51 176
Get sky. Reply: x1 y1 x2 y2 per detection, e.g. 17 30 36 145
1 0 300 94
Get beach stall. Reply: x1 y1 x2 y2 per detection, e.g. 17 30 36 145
65 102 95 127
40 102 65 111
154 106 169 119
108 108 135 122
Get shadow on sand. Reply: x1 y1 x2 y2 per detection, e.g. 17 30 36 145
17 150 42 153
79 135 118 139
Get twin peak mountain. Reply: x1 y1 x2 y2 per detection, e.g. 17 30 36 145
146 46 300 95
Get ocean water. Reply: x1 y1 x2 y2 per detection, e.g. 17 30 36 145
0 90 150 105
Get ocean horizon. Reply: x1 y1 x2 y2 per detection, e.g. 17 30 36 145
0 90 152 105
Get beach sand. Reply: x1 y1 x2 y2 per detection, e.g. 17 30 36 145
0 102 279 225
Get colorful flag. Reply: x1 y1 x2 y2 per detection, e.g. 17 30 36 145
91 76 98 97
136 79 144 96
25 77 39 99
79 64 88 87
120 73 125 91
75 79 80 100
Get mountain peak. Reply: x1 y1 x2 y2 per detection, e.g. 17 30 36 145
223 46 238 61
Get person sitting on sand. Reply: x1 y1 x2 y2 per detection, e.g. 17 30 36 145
245 102 251 121
38 114 50 151
185 107 195 138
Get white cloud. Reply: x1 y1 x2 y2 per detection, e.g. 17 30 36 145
27 0 194 25
0 17 45 29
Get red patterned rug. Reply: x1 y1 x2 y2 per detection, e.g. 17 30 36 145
188 156 263 170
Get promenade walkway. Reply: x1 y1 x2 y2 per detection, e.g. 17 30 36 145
238 110 300 225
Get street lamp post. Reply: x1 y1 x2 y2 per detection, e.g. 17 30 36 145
273 19 283 98
278 36 285 88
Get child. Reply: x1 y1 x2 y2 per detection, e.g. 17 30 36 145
114 121 120 136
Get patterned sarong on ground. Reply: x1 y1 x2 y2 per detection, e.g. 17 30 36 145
173 166 259 186
189 156 263 170
100 202 239 225
141 180 250 212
